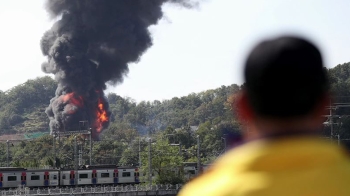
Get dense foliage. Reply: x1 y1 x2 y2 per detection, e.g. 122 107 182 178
326 62 350 143
0 76 56 133
1 63 350 184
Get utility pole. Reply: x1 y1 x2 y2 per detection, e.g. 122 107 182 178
324 101 350 145
197 135 201 175
53 135 56 168
139 138 141 168
330 101 334 142
58 132 60 168
179 142 182 156
79 144 82 166
148 138 152 185
222 135 227 153
6 140 9 167
89 129 92 165
74 136 78 187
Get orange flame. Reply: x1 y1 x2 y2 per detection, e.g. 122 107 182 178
95 98 109 132
62 92 84 107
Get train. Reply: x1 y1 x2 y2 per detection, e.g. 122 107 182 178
0 165 139 189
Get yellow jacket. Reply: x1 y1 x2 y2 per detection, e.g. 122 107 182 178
178 136 350 196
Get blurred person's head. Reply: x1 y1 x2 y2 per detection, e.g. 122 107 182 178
236 36 329 140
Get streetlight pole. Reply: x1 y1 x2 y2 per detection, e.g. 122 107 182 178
74 136 78 187
221 135 227 153
197 135 201 175
148 138 152 185
330 102 334 141
6 140 9 167
139 138 141 168
179 142 182 156
53 134 57 168
89 129 92 165
79 144 82 166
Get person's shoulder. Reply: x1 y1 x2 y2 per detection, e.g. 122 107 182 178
178 164 234 196
178 146 254 196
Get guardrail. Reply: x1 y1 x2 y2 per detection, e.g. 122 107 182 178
1 184 183 196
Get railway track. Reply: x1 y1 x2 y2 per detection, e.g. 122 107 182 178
1 184 182 196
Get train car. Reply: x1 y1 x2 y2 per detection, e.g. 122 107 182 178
0 165 140 188
26 169 59 187
94 168 116 184
60 169 96 186
84 165 139 185
117 167 139 184
59 165 133 186
0 167 26 188
85 164 118 185
77 169 93 185
60 170 76 186
60 168 116 186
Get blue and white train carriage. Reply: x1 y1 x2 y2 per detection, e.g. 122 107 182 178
0 167 59 188
0 165 139 188
0 167 26 188
25 169 59 187
60 165 139 186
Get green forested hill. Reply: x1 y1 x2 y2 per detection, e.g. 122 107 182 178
103 83 241 138
0 76 56 134
0 76 241 136
2 63 350 138
0 75 244 183
0 63 350 184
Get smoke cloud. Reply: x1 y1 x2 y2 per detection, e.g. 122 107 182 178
41 0 198 139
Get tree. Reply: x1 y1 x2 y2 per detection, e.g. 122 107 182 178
141 134 184 184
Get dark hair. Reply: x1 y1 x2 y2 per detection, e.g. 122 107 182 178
244 36 328 118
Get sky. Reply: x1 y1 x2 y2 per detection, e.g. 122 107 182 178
0 0 350 102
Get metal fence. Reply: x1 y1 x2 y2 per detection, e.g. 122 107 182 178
0 184 183 196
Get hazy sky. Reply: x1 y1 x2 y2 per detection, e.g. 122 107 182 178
0 0 350 102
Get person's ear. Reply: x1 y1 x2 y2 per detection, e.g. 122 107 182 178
234 91 255 124
314 93 331 121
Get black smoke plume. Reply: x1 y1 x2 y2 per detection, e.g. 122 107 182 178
41 0 197 139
